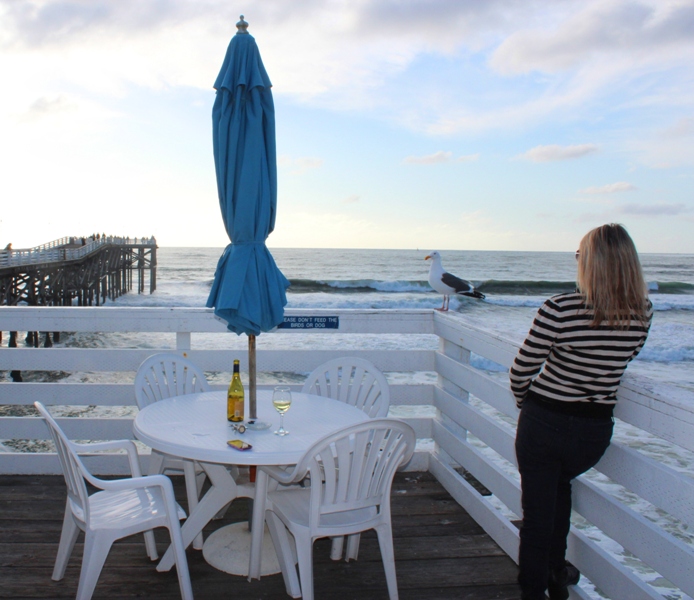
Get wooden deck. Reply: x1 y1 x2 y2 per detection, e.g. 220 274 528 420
0 471 519 599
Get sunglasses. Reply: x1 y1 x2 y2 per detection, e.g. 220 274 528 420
575 250 580 261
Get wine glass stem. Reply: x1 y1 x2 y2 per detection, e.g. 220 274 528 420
279 413 284 431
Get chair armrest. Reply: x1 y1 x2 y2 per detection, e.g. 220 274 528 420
95 474 185 520
95 472 174 495
71 439 144 478
259 464 304 485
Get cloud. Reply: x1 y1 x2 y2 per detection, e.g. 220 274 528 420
575 201 690 223
403 151 479 164
518 144 599 162
342 195 360 204
403 151 452 164
490 1 694 76
659 117 694 140
20 95 76 122
2 0 693 139
580 182 637 194
278 155 324 175
617 202 688 216
624 117 694 168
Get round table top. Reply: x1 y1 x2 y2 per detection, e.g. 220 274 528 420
133 390 370 466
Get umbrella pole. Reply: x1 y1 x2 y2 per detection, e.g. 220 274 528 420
248 334 257 419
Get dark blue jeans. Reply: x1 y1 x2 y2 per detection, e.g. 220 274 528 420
515 399 613 599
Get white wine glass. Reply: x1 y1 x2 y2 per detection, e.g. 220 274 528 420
272 386 292 436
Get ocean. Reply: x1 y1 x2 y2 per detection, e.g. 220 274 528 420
112 247 694 393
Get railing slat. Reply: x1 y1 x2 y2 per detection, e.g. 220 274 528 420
568 529 664 600
574 477 694 597
615 377 694 453
3 416 136 440
0 382 434 408
436 352 518 419
0 307 435 334
0 348 432 372
432 452 665 600
598 441 694 529
434 420 520 514
433 313 517 368
434 386 517 465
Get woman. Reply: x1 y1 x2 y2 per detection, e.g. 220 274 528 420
510 224 652 600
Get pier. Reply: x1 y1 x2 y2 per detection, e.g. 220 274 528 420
0 236 157 308
0 307 692 599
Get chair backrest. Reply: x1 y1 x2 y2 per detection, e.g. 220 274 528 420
135 353 211 409
301 357 390 418
297 419 415 531
34 401 91 525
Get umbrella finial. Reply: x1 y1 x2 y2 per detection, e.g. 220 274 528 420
236 15 249 34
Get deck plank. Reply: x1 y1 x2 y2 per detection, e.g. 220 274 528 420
0 471 519 599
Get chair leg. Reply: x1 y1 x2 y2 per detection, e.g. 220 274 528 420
329 536 344 560
295 533 315 600
141 528 158 561
375 524 399 600
52 505 81 581
76 531 113 600
183 460 204 550
167 519 194 600
266 512 301 598
147 450 165 476
345 533 361 561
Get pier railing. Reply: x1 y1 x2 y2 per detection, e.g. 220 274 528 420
0 236 156 269
0 306 692 600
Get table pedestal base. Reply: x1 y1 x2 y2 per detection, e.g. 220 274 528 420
202 522 281 576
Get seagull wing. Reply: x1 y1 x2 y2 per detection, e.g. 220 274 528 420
441 272 486 299
441 271 474 294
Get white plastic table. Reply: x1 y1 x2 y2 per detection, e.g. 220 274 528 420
133 390 369 584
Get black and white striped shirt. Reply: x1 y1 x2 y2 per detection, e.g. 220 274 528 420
510 292 652 412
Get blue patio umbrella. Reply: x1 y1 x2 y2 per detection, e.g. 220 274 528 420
207 16 290 418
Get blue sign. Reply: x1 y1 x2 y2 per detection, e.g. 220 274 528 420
278 316 339 330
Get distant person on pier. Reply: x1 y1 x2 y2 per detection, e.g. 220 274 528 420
509 223 652 600
4 243 11 251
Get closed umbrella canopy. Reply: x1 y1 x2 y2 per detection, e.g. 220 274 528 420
207 17 289 336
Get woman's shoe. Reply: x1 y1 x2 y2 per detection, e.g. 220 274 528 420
547 562 580 600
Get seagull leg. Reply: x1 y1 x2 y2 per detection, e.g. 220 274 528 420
436 296 449 311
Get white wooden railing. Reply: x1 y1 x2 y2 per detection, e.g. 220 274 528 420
0 306 692 600
0 236 156 268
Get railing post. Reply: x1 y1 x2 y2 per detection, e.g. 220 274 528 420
435 315 472 467
176 332 191 351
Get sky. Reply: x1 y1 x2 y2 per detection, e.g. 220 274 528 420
1 0 693 253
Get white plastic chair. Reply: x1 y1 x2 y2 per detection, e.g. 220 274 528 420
261 419 415 600
34 401 193 600
302 357 390 418
135 353 211 549
302 357 391 559
135 353 211 408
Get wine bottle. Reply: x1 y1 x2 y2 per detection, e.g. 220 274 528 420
227 359 244 422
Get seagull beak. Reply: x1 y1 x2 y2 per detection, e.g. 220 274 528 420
424 255 431 260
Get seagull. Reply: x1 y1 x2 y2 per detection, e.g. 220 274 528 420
425 251 485 311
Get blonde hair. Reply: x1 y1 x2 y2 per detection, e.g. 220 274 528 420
576 223 649 328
